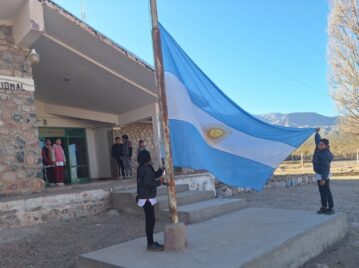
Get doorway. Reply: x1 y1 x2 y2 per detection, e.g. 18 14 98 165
38 127 89 184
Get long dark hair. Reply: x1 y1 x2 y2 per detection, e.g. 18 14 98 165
138 150 151 166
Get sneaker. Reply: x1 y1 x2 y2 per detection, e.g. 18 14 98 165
147 242 164 251
317 207 328 214
325 209 335 215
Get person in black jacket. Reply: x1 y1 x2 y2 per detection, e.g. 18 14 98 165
111 137 125 178
136 150 165 251
312 128 334 215
122 135 133 178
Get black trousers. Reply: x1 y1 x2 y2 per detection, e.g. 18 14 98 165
317 180 334 209
116 158 125 177
143 200 156 245
43 167 55 184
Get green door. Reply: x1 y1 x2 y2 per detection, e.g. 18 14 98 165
68 137 89 183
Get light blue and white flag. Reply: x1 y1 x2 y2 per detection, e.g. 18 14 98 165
159 24 315 191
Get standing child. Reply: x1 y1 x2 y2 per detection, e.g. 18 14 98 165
136 150 164 251
53 138 66 187
41 139 55 186
111 137 125 178
312 128 334 215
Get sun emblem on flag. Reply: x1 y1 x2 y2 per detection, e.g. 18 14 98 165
202 124 230 144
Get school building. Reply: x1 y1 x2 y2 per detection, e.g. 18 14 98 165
0 0 163 196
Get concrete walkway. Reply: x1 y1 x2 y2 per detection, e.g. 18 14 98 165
77 208 348 268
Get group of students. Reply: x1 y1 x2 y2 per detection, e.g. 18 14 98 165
111 135 134 178
37 129 335 252
39 130 335 252
41 138 66 187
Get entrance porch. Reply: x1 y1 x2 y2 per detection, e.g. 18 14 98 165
0 0 163 195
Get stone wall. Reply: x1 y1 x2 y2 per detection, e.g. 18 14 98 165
109 123 157 178
217 174 317 197
175 172 215 192
0 189 111 229
265 174 317 189
0 25 43 196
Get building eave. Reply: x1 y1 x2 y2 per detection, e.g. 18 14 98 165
40 0 154 73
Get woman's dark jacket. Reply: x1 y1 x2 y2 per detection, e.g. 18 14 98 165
137 163 163 199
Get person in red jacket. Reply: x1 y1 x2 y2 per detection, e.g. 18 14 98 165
41 139 55 187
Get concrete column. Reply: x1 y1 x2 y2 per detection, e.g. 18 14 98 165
13 0 45 48
0 25 43 196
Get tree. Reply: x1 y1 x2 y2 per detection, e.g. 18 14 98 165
328 0 359 135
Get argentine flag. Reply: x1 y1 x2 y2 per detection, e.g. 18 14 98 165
159 24 315 191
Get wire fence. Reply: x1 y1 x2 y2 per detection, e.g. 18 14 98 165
284 149 359 166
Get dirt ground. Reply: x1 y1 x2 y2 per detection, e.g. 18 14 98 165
0 179 358 268
276 160 359 176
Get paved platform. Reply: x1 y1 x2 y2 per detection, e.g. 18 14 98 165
77 208 348 268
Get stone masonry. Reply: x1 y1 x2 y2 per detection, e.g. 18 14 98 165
0 189 111 229
0 25 43 197
109 123 158 178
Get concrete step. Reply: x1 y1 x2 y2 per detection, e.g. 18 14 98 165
174 197 247 224
113 183 190 196
77 208 348 268
111 184 192 215
157 190 215 210
157 184 190 195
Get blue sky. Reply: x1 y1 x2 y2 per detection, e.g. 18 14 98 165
55 0 334 116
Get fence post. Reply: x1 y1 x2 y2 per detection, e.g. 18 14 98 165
301 153 304 169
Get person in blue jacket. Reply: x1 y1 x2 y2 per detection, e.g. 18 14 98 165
312 128 335 215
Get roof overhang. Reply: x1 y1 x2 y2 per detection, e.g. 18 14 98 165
1 0 158 123
0 0 26 21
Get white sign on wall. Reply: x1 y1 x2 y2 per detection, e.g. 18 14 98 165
0 75 35 92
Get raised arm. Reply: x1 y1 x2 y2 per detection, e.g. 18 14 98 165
143 166 162 188
315 127 321 146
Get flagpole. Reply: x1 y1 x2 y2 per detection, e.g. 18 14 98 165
149 0 178 224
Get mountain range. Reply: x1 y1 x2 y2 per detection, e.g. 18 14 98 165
256 112 338 133
256 113 359 155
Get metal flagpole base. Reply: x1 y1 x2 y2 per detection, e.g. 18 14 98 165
164 222 188 251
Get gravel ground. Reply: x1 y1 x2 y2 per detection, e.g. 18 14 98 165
0 179 358 268
0 213 168 268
